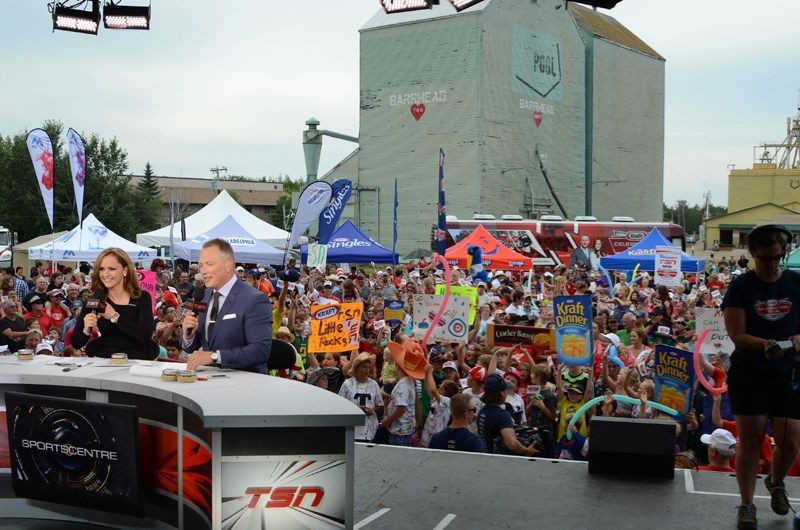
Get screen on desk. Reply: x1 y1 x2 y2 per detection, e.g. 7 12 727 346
4 391 144 516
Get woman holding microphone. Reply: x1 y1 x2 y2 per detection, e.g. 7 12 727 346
71 248 156 360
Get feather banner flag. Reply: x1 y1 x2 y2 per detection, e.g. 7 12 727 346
436 148 447 257
26 129 55 230
286 181 333 262
66 128 86 225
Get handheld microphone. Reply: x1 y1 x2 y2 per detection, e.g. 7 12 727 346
184 286 207 336
84 287 106 334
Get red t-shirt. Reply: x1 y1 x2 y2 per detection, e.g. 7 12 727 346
23 311 54 335
723 419 772 473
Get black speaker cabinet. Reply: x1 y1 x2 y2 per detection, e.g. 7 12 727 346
588 416 676 479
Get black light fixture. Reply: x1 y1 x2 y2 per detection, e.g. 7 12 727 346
380 0 435 14
51 0 100 35
103 1 150 30
568 0 623 8
449 0 485 11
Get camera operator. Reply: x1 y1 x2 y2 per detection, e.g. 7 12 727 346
722 224 800 529
476 374 538 456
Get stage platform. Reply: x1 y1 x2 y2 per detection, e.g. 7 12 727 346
3 443 800 529
353 443 800 530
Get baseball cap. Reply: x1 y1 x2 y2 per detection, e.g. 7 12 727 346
48 288 65 297
484 373 512 392
442 361 458 371
700 428 737 452
248 268 260 276
323 281 332 287
600 333 621 348
235 266 245 272
35 342 54 354
29 295 43 305
543 271 554 278
565 383 583 394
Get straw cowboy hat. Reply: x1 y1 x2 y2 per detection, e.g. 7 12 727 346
348 351 375 378
387 340 428 380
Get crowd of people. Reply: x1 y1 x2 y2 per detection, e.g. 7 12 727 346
5 233 800 528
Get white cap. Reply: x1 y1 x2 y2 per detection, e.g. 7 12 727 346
600 333 621 348
35 342 54 354
700 428 737 452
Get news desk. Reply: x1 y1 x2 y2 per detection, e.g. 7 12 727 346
0 360 364 529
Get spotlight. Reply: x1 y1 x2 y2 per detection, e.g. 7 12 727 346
449 0 485 11
52 0 100 35
569 0 623 8
380 0 434 14
103 2 150 30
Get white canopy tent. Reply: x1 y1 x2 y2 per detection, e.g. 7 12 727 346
28 214 157 263
173 215 284 264
136 190 289 249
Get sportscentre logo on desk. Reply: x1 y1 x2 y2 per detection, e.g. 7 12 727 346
20 439 118 461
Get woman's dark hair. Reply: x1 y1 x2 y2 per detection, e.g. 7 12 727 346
748 224 792 252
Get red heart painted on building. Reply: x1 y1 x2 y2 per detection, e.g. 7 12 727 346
410 103 426 121
533 111 543 127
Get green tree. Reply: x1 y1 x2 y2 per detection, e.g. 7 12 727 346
662 201 727 237
137 161 160 199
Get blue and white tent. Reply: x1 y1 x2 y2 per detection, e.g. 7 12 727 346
599 228 705 272
301 220 399 264
174 215 283 264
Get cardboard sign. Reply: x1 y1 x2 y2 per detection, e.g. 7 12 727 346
308 302 363 353
412 294 470 343
435 284 478 325
136 270 157 314
653 344 695 422
383 300 405 325
307 243 328 269
553 295 593 367
654 245 681 287
695 307 734 355
487 323 554 358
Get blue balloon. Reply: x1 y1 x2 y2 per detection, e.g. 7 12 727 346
566 395 678 440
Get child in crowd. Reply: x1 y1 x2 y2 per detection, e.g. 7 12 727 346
555 414 588 461
555 374 590 441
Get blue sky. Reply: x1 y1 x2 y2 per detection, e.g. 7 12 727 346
1 1 798 209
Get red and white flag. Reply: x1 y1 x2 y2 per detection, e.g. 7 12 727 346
26 128 55 230
67 128 86 225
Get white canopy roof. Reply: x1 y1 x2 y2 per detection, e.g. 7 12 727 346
174 215 284 264
136 190 289 249
28 213 157 263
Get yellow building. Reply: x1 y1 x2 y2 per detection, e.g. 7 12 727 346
704 110 800 250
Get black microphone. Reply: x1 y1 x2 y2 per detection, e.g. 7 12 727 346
84 287 106 335
184 286 208 336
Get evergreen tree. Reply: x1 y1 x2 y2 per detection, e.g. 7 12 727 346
137 161 160 199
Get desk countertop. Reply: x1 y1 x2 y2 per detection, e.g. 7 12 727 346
0 358 364 429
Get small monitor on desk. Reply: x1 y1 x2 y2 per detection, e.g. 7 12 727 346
4 391 144 516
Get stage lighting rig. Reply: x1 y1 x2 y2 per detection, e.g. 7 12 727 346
51 0 100 35
103 1 150 30
380 0 435 14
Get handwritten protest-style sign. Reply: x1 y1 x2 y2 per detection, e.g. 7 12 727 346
412 294 469 343
435 284 477 325
695 307 734 355
308 302 363 353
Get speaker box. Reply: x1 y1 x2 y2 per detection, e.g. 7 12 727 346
588 416 676 479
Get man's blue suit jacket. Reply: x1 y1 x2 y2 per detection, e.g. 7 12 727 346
186 279 273 374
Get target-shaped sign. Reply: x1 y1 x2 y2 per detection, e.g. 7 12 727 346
448 318 467 337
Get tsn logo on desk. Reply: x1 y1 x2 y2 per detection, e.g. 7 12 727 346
245 486 325 509
222 460 345 528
